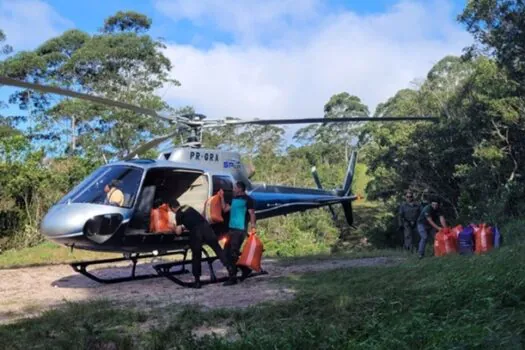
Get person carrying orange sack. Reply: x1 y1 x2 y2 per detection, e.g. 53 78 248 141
417 196 447 259
218 181 257 286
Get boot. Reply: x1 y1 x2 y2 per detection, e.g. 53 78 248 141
239 266 252 281
223 265 238 286
193 276 201 289
223 276 237 286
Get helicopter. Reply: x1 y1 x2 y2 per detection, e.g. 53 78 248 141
0 76 438 287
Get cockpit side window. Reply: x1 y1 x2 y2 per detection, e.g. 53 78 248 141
58 165 144 208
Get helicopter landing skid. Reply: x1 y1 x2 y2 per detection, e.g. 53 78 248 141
70 250 190 284
153 248 269 288
153 248 228 288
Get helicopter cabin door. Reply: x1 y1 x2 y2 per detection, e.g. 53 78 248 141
127 168 210 234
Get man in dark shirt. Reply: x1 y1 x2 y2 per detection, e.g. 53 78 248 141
416 197 447 259
219 181 256 285
398 190 421 252
168 199 231 288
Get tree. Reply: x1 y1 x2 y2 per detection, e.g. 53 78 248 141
0 29 12 56
294 93 369 165
2 12 178 159
102 11 152 33
459 0 525 84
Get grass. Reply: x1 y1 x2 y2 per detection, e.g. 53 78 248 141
0 241 120 269
2 244 525 349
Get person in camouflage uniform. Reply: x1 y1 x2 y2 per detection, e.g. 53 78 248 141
398 190 421 252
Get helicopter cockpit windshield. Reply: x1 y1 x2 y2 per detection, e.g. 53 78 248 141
57 165 144 208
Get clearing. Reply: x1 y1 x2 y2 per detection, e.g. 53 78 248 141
1 245 523 349
0 254 402 325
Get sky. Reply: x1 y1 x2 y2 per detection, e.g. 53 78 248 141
0 0 472 143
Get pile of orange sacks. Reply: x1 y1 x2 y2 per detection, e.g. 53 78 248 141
434 223 499 257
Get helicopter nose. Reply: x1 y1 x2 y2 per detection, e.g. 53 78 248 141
40 203 129 238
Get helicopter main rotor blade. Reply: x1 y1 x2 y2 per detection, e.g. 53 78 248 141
123 129 181 160
203 116 438 127
0 76 177 123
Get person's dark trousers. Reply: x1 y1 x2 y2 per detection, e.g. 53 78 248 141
403 225 418 253
190 223 230 280
224 229 251 281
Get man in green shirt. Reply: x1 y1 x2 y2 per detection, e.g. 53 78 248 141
417 197 447 258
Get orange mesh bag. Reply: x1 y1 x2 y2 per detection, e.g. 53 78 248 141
442 228 458 255
237 230 264 272
434 228 457 257
474 223 493 254
149 203 172 233
204 193 224 224
451 225 463 239
434 231 444 257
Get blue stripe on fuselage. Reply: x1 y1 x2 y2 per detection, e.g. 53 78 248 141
248 191 339 211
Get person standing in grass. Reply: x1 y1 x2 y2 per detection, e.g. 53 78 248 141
417 197 447 259
398 190 421 252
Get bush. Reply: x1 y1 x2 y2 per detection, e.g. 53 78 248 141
499 218 525 246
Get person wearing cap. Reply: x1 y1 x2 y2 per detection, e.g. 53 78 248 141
104 180 124 207
167 198 232 288
416 197 447 258
398 190 421 252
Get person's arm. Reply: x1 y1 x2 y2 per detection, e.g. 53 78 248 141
398 205 404 229
173 225 183 235
426 215 441 231
172 211 184 235
218 189 230 212
248 197 256 232
439 215 447 228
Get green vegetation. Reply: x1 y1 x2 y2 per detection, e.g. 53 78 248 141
2 245 524 349
0 241 119 269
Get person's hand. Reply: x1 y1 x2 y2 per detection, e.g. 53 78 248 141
174 226 183 235
218 189 224 198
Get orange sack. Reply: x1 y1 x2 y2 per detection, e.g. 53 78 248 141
149 203 172 233
474 223 493 254
434 228 457 257
204 193 224 224
451 225 463 239
237 232 264 272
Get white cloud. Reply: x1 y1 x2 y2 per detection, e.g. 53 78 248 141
0 0 73 50
157 0 472 141
154 0 323 44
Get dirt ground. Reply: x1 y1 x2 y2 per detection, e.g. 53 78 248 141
0 256 401 325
